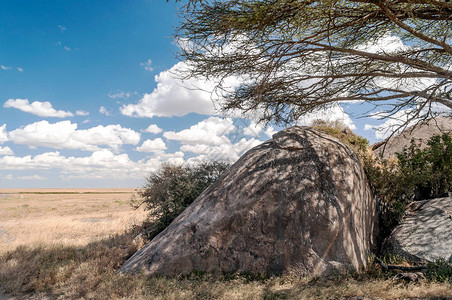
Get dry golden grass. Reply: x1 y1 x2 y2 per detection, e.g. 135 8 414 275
0 189 451 299
0 189 146 253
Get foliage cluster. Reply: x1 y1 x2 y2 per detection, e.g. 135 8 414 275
176 0 452 128
311 119 369 156
397 134 452 200
133 161 230 240
313 120 451 249
365 133 452 243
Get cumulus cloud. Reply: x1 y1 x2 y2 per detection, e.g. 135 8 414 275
0 149 185 181
164 117 235 145
121 61 241 118
162 116 260 162
295 104 356 130
4 99 74 118
356 32 409 54
0 150 130 171
136 138 167 152
243 122 264 137
143 124 163 134
264 126 277 138
0 146 13 155
182 137 261 162
0 125 8 143
8 120 140 152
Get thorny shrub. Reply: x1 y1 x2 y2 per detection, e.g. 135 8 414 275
132 161 230 240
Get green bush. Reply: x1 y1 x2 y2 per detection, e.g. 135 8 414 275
397 133 452 200
365 133 452 249
134 161 230 240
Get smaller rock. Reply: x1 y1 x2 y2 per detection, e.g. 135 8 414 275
387 196 452 262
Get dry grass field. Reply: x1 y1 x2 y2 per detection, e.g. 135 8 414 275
0 189 146 254
0 189 451 299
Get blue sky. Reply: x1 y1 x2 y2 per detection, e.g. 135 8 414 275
0 0 406 188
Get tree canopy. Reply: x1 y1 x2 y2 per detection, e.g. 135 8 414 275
176 0 452 127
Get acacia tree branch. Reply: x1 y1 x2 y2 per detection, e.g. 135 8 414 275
377 0 452 55
305 42 452 78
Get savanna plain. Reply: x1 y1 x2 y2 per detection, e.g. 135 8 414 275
0 189 451 299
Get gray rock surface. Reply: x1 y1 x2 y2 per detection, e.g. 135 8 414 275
388 197 452 263
372 116 452 159
120 126 378 276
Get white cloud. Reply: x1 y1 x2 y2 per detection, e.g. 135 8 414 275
120 61 241 118
356 32 409 54
76 110 89 116
8 120 141 152
365 101 451 140
1 65 11 70
243 122 264 137
17 175 46 180
264 126 277 138
108 91 134 99
0 125 8 143
162 116 260 162
136 138 167 152
364 124 375 131
0 150 134 175
9 121 78 149
99 106 112 116
183 137 261 162
143 124 163 134
4 99 74 118
57 25 67 33
164 117 235 145
0 149 185 181
16 67 23 72
0 146 13 155
64 46 71 51
295 104 356 130
140 59 153 72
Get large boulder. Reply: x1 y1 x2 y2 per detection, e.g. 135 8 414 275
387 196 452 263
371 116 452 159
120 126 378 276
